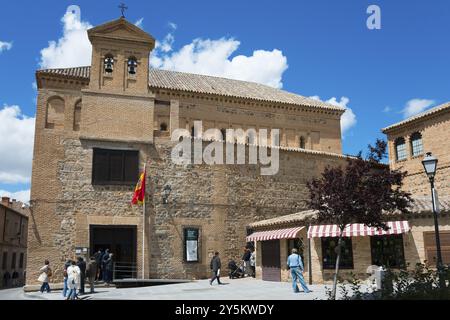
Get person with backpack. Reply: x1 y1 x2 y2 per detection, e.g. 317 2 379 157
209 252 222 285
86 256 98 294
62 259 71 298
38 260 52 293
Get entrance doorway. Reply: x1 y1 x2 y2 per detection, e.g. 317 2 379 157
261 240 281 282
90 225 137 279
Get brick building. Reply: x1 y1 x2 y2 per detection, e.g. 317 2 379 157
247 102 450 284
26 17 349 286
0 197 29 289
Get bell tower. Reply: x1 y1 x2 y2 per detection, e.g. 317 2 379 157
80 17 156 142
87 17 155 94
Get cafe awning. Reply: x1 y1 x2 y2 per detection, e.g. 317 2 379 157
307 221 410 239
246 226 305 242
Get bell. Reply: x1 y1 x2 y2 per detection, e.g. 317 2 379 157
104 57 114 73
128 59 137 75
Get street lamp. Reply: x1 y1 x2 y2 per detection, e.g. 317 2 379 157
162 185 172 204
422 152 443 274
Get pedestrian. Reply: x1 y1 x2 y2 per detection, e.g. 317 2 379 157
77 256 86 295
86 256 98 294
242 247 251 277
12 270 19 287
67 260 81 300
62 259 71 298
102 249 110 282
287 248 311 293
3 271 11 288
250 249 256 278
38 260 52 293
94 249 102 281
209 252 222 285
104 253 114 286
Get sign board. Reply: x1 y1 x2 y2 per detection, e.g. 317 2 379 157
75 247 89 256
184 228 199 262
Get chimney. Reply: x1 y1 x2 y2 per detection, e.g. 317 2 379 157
1 197 10 207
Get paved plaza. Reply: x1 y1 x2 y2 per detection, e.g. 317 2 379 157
0 277 366 300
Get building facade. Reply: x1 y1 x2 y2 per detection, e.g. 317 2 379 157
382 102 450 196
26 17 348 286
0 197 29 289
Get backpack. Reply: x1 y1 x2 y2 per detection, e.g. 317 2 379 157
210 258 214 270
47 268 52 277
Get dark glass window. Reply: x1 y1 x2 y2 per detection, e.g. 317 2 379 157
19 253 24 269
321 237 354 269
2 252 7 270
299 136 306 149
160 123 168 131
371 234 406 268
92 149 139 185
11 252 16 269
184 228 199 262
288 238 305 262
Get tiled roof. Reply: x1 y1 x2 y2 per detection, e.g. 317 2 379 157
382 102 450 133
36 66 345 112
248 196 450 229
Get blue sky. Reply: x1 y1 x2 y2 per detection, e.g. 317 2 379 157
1 0 450 201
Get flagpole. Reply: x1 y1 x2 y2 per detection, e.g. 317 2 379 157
142 163 146 280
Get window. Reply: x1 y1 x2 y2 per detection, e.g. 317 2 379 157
395 137 407 161
2 252 7 270
128 57 138 75
73 101 81 131
92 149 139 185
288 238 305 262
45 97 65 130
220 129 226 141
160 123 168 132
104 54 114 73
321 237 354 269
299 136 306 149
11 252 16 269
371 235 406 268
410 132 423 157
184 228 199 262
19 253 24 269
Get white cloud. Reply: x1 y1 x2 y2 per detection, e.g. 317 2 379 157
135 18 144 29
402 99 435 118
383 106 391 113
0 105 35 184
39 10 92 69
0 41 12 53
0 189 30 203
151 28 288 88
310 96 356 136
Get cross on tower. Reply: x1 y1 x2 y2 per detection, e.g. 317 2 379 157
119 3 128 18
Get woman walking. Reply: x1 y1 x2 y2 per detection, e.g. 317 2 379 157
38 260 52 293
67 260 81 300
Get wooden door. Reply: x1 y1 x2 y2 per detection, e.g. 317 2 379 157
261 240 281 282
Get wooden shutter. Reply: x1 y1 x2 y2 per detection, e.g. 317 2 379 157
93 149 109 184
424 231 450 265
261 240 281 282
124 151 139 183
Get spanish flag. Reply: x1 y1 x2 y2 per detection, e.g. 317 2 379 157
131 170 146 205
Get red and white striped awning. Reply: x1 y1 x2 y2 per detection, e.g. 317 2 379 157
247 226 305 242
307 221 410 239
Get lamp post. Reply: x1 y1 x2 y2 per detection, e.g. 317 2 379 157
421 152 443 280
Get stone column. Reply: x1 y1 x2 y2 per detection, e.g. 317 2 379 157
170 99 180 136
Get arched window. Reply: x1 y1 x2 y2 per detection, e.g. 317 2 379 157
395 137 407 161
45 97 65 129
104 54 114 73
410 132 423 157
299 136 306 149
160 123 168 132
73 100 81 131
127 57 138 75
220 129 226 141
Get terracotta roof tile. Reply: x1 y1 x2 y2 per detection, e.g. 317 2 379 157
36 66 345 112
